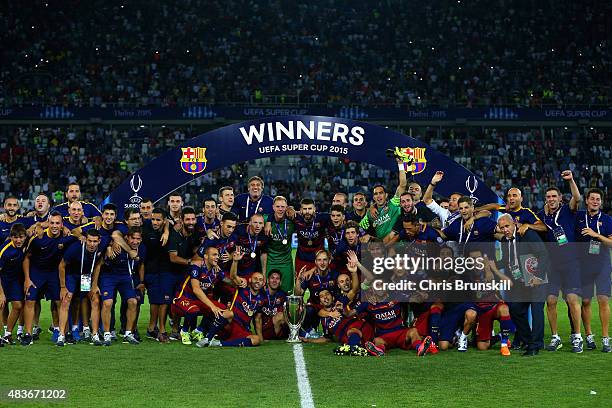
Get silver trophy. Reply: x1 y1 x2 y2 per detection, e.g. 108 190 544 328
283 295 306 343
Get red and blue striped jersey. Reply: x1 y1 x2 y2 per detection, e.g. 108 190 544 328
230 287 264 330
357 301 404 335
300 269 338 304
176 264 225 299
294 213 330 262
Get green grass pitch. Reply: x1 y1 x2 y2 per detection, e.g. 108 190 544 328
1 300 610 408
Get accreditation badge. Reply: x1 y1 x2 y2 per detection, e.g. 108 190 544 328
552 227 568 246
80 274 92 291
510 264 522 281
589 240 601 255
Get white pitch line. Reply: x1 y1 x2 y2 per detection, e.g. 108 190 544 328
293 343 315 408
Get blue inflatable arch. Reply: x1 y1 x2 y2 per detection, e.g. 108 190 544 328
104 116 501 216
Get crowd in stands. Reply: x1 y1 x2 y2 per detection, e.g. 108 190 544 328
0 126 610 212
1 0 609 107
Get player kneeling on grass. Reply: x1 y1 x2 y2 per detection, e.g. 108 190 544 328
261 269 289 340
357 289 436 357
91 227 145 346
301 289 371 357
196 248 264 347
171 246 232 345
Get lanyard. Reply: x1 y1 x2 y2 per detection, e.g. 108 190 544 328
266 288 276 308
543 206 561 230
247 230 258 253
202 217 216 233
248 290 259 310
507 236 518 267
333 227 345 243
246 197 262 220
203 266 215 286
585 211 601 235
458 219 472 243
446 211 460 228
80 244 97 276
275 218 288 239
219 234 231 254
127 252 136 276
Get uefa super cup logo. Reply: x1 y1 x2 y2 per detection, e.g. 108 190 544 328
465 176 479 204
129 175 143 204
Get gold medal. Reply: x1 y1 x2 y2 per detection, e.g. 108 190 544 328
282 239 288 245
308 240 313 246
250 252 256 259
247 310 254 317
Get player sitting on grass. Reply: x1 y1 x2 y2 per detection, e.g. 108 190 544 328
357 288 436 357
300 288 370 356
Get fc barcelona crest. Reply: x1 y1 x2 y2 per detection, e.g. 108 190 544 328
396 147 427 174
180 147 207 175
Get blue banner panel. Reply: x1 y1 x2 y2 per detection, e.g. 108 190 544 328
0 106 610 122
103 116 502 216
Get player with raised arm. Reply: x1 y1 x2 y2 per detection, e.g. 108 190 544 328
294 249 339 337
331 221 362 275
359 159 407 239
422 171 466 228
538 171 584 352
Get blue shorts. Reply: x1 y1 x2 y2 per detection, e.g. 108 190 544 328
581 261 612 298
26 269 60 301
146 272 172 305
99 273 137 302
439 303 477 341
131 276 144 306
160 272 184 304
0 275 23 302
547 260 582 296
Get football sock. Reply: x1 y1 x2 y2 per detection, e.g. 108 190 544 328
500 315 512 345
221 338 253 347
205 316 227 340
347 333 361 346
182 314 196 332
429 306 442 343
